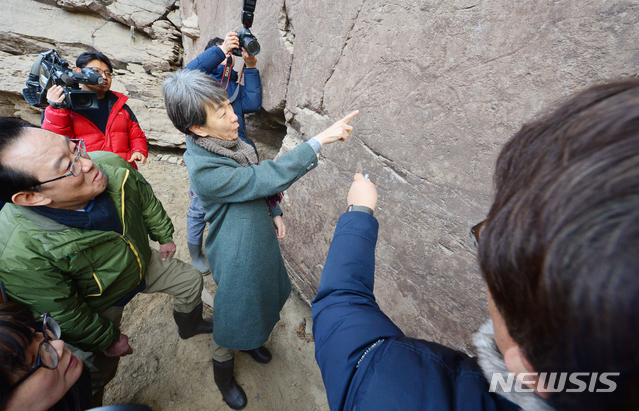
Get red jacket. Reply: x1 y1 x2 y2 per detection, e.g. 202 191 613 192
42 91 147 169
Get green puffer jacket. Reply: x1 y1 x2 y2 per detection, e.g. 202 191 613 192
0 152 173 352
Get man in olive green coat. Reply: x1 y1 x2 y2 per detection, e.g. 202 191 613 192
0 117 212 406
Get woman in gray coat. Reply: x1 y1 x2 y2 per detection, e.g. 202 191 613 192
162 69 357 410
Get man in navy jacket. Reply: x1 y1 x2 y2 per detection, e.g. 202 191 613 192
313 174 521 411
313 79 639 411
184 32 263 275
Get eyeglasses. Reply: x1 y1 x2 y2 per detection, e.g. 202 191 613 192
11 313 61 390
87 67 113 78
39 139 87 185
470 219 487 249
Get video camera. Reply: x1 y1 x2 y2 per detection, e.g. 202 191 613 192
232 0 261 57
22 50 103 110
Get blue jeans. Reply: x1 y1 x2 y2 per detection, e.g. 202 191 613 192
187 185 207 245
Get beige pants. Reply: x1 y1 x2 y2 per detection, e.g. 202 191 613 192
69 249 210 407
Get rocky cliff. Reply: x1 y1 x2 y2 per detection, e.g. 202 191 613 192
2 0 638 352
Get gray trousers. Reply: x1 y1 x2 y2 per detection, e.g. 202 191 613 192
68 249 207 407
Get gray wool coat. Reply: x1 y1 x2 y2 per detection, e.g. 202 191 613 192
184 138 318 350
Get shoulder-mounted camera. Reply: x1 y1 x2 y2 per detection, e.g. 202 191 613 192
22 50 103 110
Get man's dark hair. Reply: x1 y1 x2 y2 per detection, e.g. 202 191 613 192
0 118 41 203
76 51 113 72
0 302 35 409
205 37 225 51
479 79 639 410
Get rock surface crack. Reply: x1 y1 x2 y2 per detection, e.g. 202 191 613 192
278 1 295 54
320 0 365 111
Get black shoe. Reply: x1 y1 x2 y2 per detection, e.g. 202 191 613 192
241 345 272 364
214 358 247 410
173 303 213 339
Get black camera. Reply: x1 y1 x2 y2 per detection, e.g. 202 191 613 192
22 50 103 110
232 0 260 57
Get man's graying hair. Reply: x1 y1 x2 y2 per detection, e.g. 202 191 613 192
162 69 229 137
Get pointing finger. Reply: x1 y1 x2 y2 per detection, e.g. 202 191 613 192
340 110 359 124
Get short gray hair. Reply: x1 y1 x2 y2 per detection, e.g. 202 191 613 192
162 69 228 136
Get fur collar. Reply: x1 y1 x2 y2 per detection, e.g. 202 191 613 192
473 320 556 411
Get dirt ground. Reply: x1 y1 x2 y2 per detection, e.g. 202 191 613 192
102 149 330 411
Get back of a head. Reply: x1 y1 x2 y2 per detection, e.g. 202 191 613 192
205 37 225 50
0 118 40 203
161 69 228 136
0 302 35 410
76 51 113 72
479 79 639 410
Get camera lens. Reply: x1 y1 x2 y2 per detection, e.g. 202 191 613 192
74 94 93 108
244 38 260 56
69 91 98 110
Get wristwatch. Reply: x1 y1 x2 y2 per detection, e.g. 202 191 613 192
347 205 374 216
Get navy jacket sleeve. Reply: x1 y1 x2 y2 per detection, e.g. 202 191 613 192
240 67 262 113
186 46 226 73
312 212 404 411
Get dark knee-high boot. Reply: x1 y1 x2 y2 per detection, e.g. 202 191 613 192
213 358 247 410
172 302 213 339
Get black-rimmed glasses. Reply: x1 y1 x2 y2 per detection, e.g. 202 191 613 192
10 313 62 389
39 139 87 185
470 219 487 249
87 67 113 78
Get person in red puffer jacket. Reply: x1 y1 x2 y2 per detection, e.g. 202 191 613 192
42 51 148 169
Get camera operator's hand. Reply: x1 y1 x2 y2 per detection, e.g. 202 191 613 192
242 48 257 68
220 32 240 55
347 173 378 211
314 110 359 146
128 152 148 166
46 85 67 109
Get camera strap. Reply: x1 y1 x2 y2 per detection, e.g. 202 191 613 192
220 55 244 103
237 64 246 87
221 55 234 91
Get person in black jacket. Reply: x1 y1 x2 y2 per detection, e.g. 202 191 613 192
313 79 639 411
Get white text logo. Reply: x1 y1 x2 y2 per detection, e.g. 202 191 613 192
489 372 619 393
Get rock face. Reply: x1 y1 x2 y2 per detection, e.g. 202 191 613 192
1 0 638 353
57 0 177 29
184 0 639 352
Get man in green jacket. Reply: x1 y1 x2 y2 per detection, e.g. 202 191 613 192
0 117 212 405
